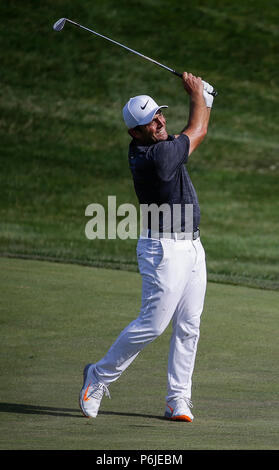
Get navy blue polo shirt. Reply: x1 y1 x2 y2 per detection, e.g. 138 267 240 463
128 134 200 233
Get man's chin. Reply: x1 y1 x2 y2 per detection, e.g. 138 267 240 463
155 131 168 142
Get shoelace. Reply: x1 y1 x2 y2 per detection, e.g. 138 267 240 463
176 397 193 408
184 398 193 408
88 383 111 400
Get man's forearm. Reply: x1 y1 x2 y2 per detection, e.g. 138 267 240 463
185 93 209 134
180 93 210 154
174 72 213 155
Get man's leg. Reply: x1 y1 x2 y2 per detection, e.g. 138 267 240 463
79 237 199 418
94 238 192 385
166 238 207 402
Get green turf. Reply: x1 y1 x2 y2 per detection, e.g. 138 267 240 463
0 257 278 450
0 0 279 290
1 0 278 451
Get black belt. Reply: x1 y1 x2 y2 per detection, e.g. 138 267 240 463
147 229 200 240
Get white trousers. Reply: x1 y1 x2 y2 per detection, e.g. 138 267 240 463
94 236 207 401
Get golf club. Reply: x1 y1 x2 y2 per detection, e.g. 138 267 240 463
53 18 218 97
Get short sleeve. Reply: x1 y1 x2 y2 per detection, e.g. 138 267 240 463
150 134 190 182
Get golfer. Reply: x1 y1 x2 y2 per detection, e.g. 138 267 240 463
80 72 213 421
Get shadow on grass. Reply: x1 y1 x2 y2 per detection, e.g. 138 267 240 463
0 402 165 420
0 402 81 418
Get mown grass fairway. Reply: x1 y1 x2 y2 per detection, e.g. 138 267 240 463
0 257 278 450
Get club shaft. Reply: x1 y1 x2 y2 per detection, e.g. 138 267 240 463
65 19 178 73
63 19 217 96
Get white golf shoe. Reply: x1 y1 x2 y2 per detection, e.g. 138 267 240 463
79 363 110 418
164 397 194 422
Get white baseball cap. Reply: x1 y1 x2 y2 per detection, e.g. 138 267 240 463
122 95 168 129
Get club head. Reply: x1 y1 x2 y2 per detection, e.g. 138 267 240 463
53 18 66 32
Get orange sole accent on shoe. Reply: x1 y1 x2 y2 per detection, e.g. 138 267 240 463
170 415 192 422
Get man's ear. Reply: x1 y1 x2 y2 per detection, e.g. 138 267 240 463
128 128 141 139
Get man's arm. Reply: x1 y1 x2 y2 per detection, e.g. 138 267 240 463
175 72 212 156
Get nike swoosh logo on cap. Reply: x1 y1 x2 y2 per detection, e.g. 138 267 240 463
141 100 149 110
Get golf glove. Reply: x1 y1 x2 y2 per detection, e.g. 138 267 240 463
202 80 214 108
203 90 214 108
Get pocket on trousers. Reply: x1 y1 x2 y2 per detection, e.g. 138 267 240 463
137 239 165 270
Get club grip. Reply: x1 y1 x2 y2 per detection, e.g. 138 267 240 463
172 70 218 97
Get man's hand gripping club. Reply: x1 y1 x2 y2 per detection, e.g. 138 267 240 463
178 72 213 155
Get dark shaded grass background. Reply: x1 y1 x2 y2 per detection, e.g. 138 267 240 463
0 0 278 289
